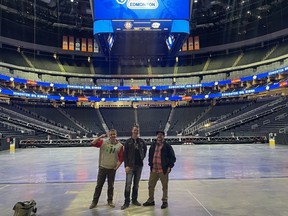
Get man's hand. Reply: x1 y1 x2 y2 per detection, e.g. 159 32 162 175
99 134 107 139
92 133 106 146
167 167 171 173
125 166 130 173
114 161 122 170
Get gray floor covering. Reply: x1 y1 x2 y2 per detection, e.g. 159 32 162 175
1 144 288 216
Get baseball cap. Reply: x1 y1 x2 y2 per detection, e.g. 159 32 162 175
156 130 165 136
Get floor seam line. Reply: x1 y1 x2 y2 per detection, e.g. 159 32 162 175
187 190 214 216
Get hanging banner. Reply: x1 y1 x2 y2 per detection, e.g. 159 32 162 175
194 36 200 50
69 36 74 51
75 38 81 51
188 36 194 51
62 36 68 50
182 39 187 51
94 39 99 53
81 38 87 52
88 38 93 52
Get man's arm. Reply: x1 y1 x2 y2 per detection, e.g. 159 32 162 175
124 140 130 173
123 140 129 167
91 134 106 147
168 145 176 168
143 140 147 158
148 143 153 167
115 145 124 170
166 144 176 173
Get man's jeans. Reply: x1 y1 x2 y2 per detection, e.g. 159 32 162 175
124 166 143 204
92 167 116 204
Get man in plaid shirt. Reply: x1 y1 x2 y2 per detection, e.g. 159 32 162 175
143 130 176 209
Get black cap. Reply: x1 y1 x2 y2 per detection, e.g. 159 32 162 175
156 130 165 136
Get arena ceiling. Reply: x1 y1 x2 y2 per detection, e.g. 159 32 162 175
0 0 286 33
0 0 287 59
191 0 287 30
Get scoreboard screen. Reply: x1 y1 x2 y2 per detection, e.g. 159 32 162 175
94 0 190 20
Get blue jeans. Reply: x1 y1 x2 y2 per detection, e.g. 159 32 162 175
124 166 143 204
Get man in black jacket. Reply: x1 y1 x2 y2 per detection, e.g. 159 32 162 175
143 130 176 209
121 125 147 210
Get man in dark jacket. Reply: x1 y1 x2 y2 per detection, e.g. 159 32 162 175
121 125 147 210
143 130 176 209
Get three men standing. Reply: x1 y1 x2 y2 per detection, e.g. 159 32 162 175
89 128 176 210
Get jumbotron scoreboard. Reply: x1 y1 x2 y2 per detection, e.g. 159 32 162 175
93 0 190 57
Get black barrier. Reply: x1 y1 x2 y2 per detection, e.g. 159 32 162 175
19 136 267 148
275 134 288 145
0 138 10 151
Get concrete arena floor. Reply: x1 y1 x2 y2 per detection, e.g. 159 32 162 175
1 144 288 216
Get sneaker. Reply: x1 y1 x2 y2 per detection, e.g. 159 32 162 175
121 203 129 210
108 202 115 208
89 202 97 209
132 200 141 206
161 202 168 209
143 201 155 206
